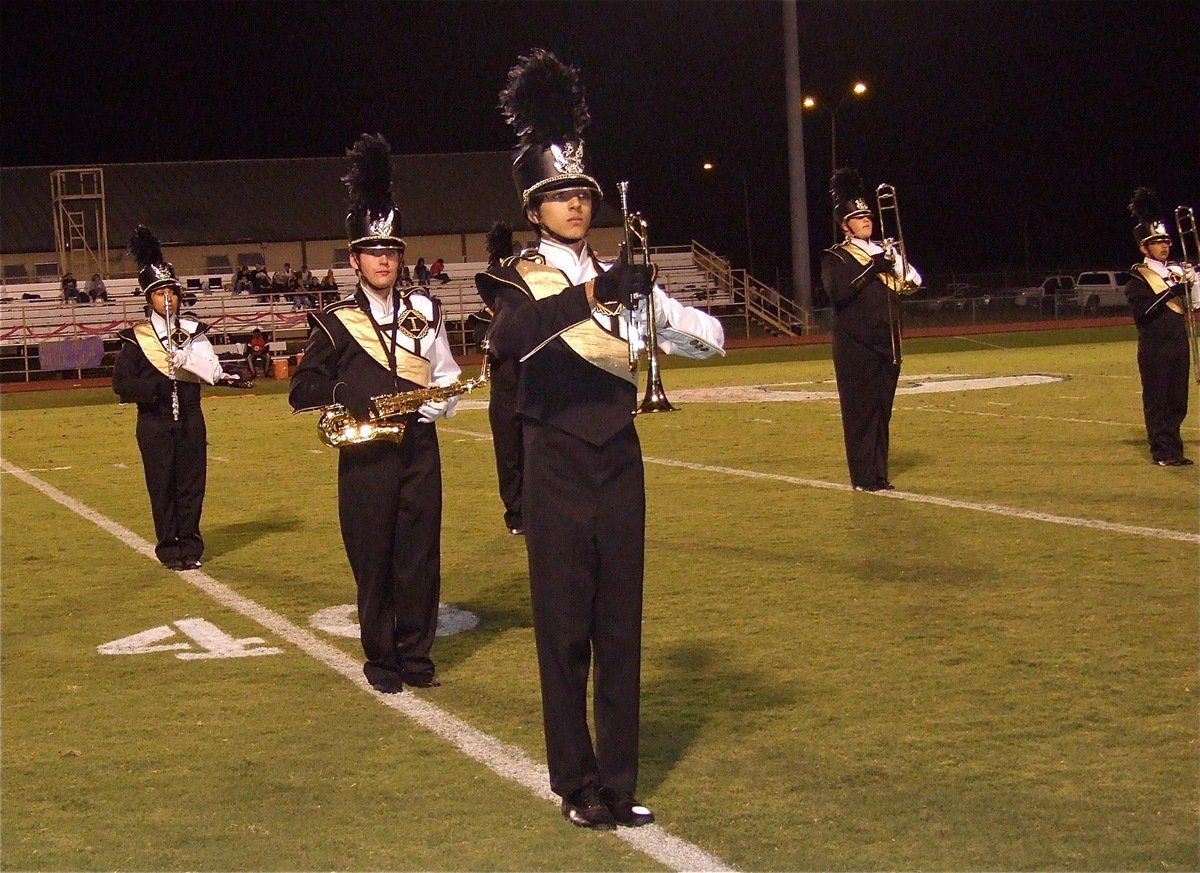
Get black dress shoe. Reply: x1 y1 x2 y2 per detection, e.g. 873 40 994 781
1177 457 1195 466
400 672 440 688
561 784 616 830
599 786 655 827
877 481 895 490
369 679 403 694
1154 458 1184 466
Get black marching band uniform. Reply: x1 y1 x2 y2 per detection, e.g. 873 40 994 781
113 226 240 570
481 50 724 829
821 168 923 491
1124 188 1196 466
289 135 462 693
475 222 525 534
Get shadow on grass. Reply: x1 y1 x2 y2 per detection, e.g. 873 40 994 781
205 516 306 557
639 640 790 794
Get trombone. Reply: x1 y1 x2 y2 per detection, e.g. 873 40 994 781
617 180 674 414
1173 205 1200 385
874 183 918 365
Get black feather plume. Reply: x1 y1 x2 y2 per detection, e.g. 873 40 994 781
127 225 164 268
1128 186 1161 223
342 133 395 218
485 222 514 265
829 167 865 204
499 48 590 144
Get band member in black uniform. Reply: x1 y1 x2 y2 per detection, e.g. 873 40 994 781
113 226 245 570
482 50 725 829
821 168 922 491
289 134 462 694
1124 187 1195 466
475 222 525 534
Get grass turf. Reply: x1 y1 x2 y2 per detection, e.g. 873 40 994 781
1 325 1196 870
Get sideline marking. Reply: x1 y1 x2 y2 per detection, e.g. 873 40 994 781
669 374 1067 404
441 426 1198 544
897 404 1200 432
951 335 1009 350
0 456 732 873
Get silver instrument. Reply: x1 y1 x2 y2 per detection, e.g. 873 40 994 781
1173 205 1200 384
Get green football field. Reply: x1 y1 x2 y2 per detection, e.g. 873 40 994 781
2 325 1197 871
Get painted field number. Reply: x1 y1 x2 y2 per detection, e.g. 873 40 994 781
98 618 282 660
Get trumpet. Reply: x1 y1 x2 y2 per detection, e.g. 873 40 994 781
875 183 919 365
1173 205 1200 385
315 357 490 448
617 180 674 414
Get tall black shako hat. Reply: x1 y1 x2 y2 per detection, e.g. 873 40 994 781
343 133 405 251
830 167 872 226
1129 187 1171 247
500 48 602 209
128 225 179 299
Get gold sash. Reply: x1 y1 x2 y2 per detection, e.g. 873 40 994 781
840 243 905 294
332 307 432 386
515 261 636 384
1135 264 1185 315
133 324 201 382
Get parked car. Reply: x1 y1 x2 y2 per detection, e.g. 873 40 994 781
1015 274 1075 311
1075 270 1132 314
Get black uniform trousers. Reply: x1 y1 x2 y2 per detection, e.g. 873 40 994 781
487 356 523 529
136 409 207 566
1137 331 1190 461
523 418 645 800
832 332 900 488
337 424 442 687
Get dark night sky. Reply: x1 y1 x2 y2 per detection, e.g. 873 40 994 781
2 0 1197 289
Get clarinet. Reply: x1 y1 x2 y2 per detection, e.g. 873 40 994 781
162 289 180 422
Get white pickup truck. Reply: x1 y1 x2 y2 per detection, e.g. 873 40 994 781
1014 274 1075 312
1075 270 1132 314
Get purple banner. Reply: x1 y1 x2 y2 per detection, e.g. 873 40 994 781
39 337 106 371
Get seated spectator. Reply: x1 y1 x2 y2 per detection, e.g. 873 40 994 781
233 273 253 295
414 257 430 286
61 272 82 303
272 262 291 302
318 268 339 305
398 257 412 286
85 272 109 302
251 265 272 299
245 328 271 378
429 257 451 284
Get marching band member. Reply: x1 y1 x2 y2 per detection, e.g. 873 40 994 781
821 168 922 492
113 225 244 571
481 49 724 830
475 222 526 535
1124 187 1195 467
289 134 461 694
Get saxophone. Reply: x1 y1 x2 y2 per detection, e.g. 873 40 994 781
316 359 489 449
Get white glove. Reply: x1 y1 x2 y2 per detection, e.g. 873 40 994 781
170 348 191 368
417 396 458 423
652 288 669 329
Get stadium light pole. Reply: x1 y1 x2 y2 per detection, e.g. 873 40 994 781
803 80 868 173
701 161 755 278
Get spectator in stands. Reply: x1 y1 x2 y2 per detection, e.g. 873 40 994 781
398 256 412 286
233 271 253 295
251 265 272 299
430 257 452 284
319 268 339 305
272 262 291 302
61 272 82 303
245 327 271 377
85 272 109 303
414 256 430 286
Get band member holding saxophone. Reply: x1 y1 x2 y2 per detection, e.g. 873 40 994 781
482 50 724 830
114 226 244 571
289 134 461 694
1125 188 1195 467
822 168 923 492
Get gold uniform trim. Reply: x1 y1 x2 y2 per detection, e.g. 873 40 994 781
1135 264 1185 315
332 307 432 387
133 324 201 382
515 260 636 384
838 242 908 294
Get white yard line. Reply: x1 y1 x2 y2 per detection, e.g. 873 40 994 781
897 404 1200 432
0 456 733 873
442 426 1198 544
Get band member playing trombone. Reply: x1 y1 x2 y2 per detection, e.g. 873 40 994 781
113 225 244 571
289 134 461 694
1124 188 1196 467
483 50 723 830
822 168 922 492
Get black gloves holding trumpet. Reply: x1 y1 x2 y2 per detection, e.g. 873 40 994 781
591 251 656 310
